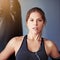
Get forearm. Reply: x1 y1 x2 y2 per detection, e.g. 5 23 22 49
0 52 7 60
51 57 60 60
50 52 60 60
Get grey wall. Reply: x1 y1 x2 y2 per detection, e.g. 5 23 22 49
19 0 60 51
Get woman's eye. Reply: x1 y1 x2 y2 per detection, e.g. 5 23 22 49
38 19 42 22
30 19 34 21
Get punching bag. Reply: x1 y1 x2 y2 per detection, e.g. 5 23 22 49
0 0 22 60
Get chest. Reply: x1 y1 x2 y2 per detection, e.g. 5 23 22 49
16 38 48 60
27 40 41 53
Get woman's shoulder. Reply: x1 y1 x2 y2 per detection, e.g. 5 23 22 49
43 38 58 55
10 36 24 43
7 36 24 47
44 38 59 52
44 38 56 48
44 38 60 58
8 36 25 53
14 36 24 41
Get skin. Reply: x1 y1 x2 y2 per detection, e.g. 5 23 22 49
0 11 60 60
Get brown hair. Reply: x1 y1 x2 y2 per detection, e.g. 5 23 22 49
26 7 46 23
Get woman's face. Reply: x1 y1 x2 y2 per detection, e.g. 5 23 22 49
27 11 45 35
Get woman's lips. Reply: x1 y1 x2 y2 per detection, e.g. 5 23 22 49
32 27 38 30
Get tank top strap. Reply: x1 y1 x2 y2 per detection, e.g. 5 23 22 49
23 35 27 41
40 37 48 59
22 35 27 45
41 38 44 45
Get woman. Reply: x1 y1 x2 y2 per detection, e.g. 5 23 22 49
0 7 60 60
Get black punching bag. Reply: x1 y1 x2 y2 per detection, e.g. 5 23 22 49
0 0 22 60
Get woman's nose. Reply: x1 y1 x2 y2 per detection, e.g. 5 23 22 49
34 20 38 26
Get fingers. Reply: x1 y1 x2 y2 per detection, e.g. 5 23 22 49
34 34 40 41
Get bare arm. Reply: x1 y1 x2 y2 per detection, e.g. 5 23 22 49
0 38 15 60
50 41 60 59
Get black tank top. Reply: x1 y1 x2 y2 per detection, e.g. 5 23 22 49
16 35 48 60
